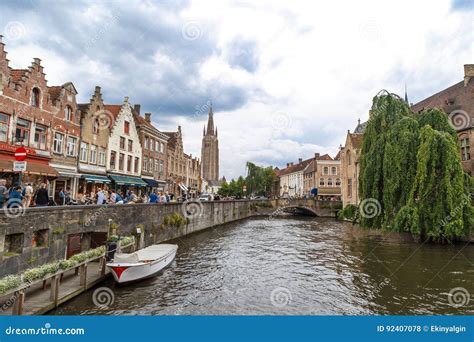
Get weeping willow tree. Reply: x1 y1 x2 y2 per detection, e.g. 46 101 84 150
394 126 470 241
359 91 412 228
359 93 472 242
245 162 276 196
382 117 419 226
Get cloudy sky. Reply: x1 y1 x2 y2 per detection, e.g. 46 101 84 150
0 0 472 179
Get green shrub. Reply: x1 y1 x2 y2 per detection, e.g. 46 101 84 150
338 204 358 220
0 275 21 295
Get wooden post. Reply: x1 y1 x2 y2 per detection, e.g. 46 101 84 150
99 256 106 276
80 263 88 288
50 275 59 306
12 290 25 315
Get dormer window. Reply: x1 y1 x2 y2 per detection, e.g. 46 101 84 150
31 87 41 108
124 121 130 135
65 105 73 121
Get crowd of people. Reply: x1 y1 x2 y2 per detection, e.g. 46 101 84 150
0 178 180 209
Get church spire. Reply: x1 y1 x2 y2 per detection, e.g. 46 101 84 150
404 83 409 104
203 125 206 136
206 103 215 136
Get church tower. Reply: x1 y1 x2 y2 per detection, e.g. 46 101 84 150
201 104 219 182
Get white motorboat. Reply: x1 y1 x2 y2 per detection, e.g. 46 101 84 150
107 244 178 284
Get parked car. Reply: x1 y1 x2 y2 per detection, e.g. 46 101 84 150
199 193 212 201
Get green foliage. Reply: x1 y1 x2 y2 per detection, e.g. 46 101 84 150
245 162 276 196
359 91 473 242
162 213 186 227
338 204 358 220
383 117 419 225
0 275 21 295
359 91 411 228
52 227 65 235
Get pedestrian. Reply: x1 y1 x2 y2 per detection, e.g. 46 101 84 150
115 190 124 204
109 189 116 204
0 179 8 208
128 190 138 204
8 186 23 208
22 183 33 207
34 183 49 207
149 190 158 203
96 189 105 205
58 187 66 205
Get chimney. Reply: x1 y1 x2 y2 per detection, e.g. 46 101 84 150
286 163 290 168
94 86 101 94
314 153 320 159
144 112 151 123
298 158 303 164
290 162 294 166
134 104 141 115
464 64 474 86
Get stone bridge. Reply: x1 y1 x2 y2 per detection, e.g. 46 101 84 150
267 198 342 217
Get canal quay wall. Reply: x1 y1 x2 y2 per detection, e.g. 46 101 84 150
0 199 341 277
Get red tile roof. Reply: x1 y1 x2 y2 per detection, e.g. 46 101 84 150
103 104 122 120
48 86 62 102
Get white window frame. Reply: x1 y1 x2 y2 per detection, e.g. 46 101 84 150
80 142 88 162
90 144 97 164
66 136 77 156
53 132 64 154
98 147 106 166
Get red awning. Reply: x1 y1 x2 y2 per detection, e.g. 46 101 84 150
0 159 58 177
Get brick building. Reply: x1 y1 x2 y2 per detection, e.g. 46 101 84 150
77 86 112 196
133 108 168 192
0 36 68 197
411 64 473 175
340 120 366 207
303 153 341 199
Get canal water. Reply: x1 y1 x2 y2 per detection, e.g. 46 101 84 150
52 217 474 315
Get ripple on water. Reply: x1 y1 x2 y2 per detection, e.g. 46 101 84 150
51 217 474 315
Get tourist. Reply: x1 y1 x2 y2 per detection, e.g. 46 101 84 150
128 191 138 204
149 190 158 203
109 190 117 204
0 179 8 208
115 191 124 204
34 183 49 207
8 186 23 208
22 183 33 208
165 192 170 203
58 187 66 205
96 189 106 205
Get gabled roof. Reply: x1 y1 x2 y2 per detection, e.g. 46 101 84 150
163 131 178 149
318 153 333 161
279 158 313 176
411 81 464 112
348 133 363 149
103 104 122 120
334 150 341 161
354 120 368 134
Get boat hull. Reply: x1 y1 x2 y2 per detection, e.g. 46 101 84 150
107 246 177 284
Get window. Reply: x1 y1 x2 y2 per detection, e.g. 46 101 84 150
154 140 159 152
33 124 47 150
65 106 73 121
110 151 116 169
15 118 30 145
323 166 329 175
5 233 24 255
160 142 164 153
120 137 125 149
155 160 159 173
128 139 133 152
331 166 337 175
0 113 9 142
328 178 333 186
347 151 352 166
460 137 470 161
98 148 106 166
93 117 99 134
66 136 77 156
149 158 154 172
89 145 97 164
32 229 48 248
124 121 130 135
143 157 148 172
145 136 149 150
336 178 341 186
348 179 353 198
31 87 40 107
53 132 64 153
159 160 164 173
319 178 324 186
127 155 132 172
80 142 88 162
119 153 124 171
134 157 139 173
